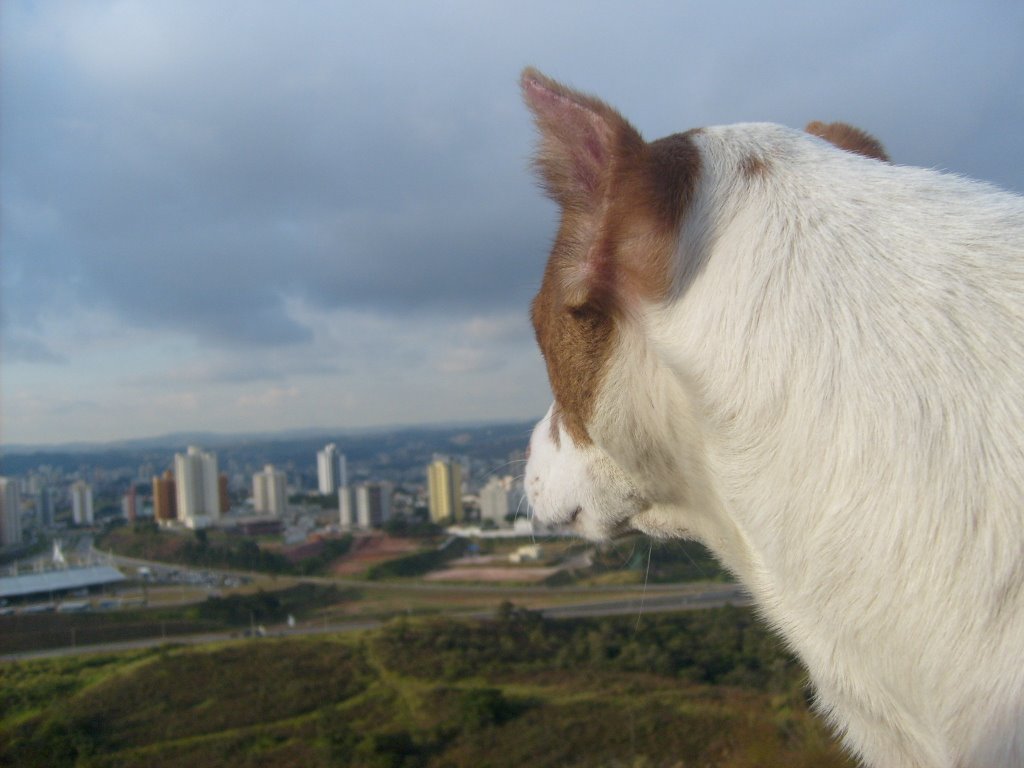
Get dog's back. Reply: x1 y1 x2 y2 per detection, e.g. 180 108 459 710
674 125 1024 767
521 69 1024 768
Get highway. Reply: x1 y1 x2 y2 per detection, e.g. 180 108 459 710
1 540 749 662
0 582 749 663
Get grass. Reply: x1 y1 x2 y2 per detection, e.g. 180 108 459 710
0 647 174 743
0 607 856 768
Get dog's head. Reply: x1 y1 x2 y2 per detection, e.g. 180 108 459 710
520 69 886 540
521 68 706 540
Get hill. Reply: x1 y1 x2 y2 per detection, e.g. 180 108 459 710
0 605 855 767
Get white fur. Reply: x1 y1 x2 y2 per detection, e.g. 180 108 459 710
526 124 1024 768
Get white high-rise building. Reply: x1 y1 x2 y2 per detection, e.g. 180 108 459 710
253 464 288 516
0 477 22 546
174 446 221 528
339 485 356 529
355 482 393 528
317 443 347 494
479 476 512 525
70 480 94 526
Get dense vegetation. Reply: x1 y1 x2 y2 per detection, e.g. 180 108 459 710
0 606 855 767
588 538 734 584
376 602 787 687
381 516 444 539
194 583 357 626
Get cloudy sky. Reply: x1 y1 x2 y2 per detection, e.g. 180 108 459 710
2 1 1022 446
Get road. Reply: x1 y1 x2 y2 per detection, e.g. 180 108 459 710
0 582 749 663
1 541 749 662
537 586 749 618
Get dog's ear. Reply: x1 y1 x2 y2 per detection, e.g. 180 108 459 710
521 68 644 212
805 121 890 162
521 69 650 308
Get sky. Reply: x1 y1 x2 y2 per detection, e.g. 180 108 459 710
2 1 1022 447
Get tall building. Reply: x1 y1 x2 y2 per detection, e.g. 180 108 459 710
253 464 288 516
152 470 178 523
338 485 356 529
37 486 56 528
70 480 94 526
174 446 221 528
427 458 463 523
479 476 512 525
122 485 139 522
317 443 347 494
0 477 22 546
355 482 393 528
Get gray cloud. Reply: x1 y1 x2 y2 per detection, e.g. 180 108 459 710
2 1 557 347
2 334 68 365
2 0 1022 443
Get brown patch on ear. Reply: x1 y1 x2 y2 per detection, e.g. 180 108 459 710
603 131 702 302
805 120 891 162
530 132 701 446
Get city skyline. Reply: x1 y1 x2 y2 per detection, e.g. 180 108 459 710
3 2 1022 446
0 432 529 547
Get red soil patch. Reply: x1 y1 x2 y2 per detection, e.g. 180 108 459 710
281 539 325 563
330 533 422 576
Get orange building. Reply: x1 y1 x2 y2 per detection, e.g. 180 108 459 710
152 470 177 522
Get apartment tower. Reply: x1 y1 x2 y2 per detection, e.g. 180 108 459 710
355 482 393 528
152 470 178 523
427 458 463 524
174 446 221 528
70 479 94 526
317 443 347 494
0 477 22 546
253 464 288 516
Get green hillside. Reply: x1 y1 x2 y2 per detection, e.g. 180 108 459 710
0 605 855 768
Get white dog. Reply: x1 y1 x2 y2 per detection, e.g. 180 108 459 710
521 68 1024 768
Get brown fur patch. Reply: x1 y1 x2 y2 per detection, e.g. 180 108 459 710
548 407 562 448
740 154 771 179
525 71 701 445
805 120 890 162
620 131 703 300
531 248 617 446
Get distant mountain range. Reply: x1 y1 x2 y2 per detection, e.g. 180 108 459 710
0 420 537 480
1 420 533 455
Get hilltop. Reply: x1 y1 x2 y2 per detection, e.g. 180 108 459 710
0 605 855 768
